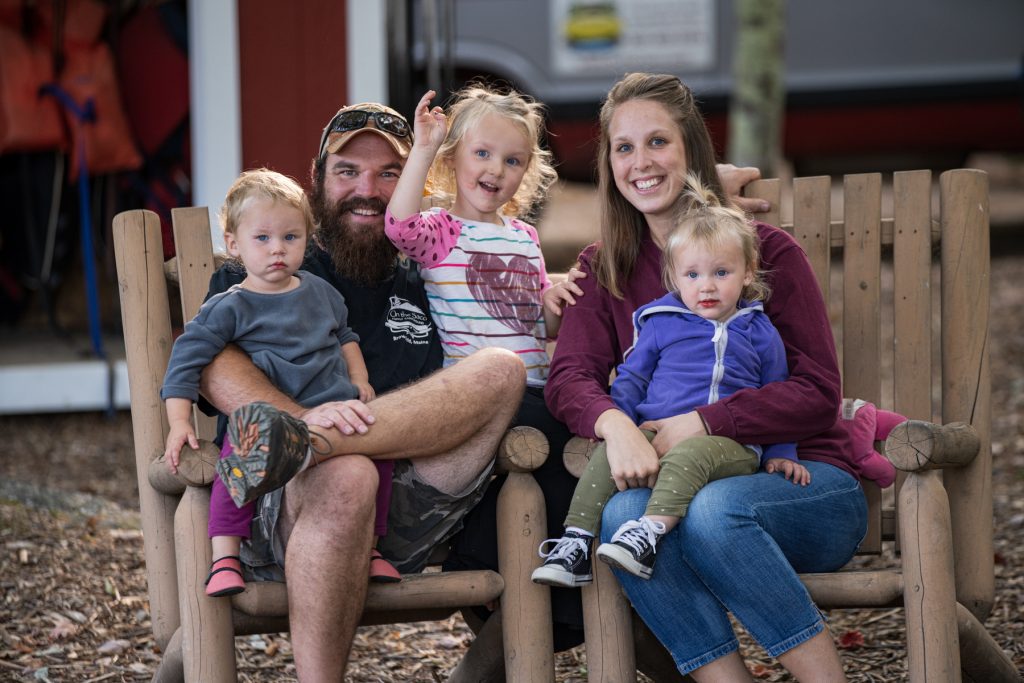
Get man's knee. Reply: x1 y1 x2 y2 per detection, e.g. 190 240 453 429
302 455 379 514
468 347 526 393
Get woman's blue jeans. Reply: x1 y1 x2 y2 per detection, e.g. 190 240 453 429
601 460 867 674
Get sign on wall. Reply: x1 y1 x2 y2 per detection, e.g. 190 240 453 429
551 0 716 76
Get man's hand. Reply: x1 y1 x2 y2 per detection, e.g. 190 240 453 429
639 411 707 458
300 400 376 435
717 163 771 214
765 458 811 486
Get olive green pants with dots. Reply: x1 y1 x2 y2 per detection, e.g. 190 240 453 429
563 431 759 534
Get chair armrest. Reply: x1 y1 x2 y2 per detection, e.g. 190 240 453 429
564 421 981 477
148 440 220 494
562 435 595 478
885 420 979 472
494 425 549 473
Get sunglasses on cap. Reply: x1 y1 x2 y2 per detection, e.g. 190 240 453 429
318 109 412 158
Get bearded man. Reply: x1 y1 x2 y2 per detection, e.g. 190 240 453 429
197 103 525 680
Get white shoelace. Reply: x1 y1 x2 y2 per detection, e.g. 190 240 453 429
609 518 665 555
538 535 589 561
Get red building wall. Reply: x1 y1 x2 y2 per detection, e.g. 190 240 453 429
237 1 348 189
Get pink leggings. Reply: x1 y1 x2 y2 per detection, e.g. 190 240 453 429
208 440 394 538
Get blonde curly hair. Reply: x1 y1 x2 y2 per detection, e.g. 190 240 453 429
220 168 314 237
663 173 770 303
426 84 557 221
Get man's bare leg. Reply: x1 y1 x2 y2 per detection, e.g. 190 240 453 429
277 454 378 682
203 347 526 494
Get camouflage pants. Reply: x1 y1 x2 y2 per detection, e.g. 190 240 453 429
241 457 494 580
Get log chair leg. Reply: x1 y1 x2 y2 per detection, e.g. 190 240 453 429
898 471 961 682
449 606 506 683
955 603 1019 683
497 470 554 681
151 626 184 683
581 557 635 682
175 486 237 682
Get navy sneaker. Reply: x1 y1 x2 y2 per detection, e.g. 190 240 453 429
531 530 593 587
596 517 666 580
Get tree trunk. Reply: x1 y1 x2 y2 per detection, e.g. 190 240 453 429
727 0 785 176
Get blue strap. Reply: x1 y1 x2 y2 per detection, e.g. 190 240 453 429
40 83 113 413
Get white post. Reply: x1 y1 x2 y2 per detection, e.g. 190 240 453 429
187 0 241 253
346 2 389 105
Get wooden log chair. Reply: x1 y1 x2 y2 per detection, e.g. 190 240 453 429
112 206 555 682
564 169 1019 682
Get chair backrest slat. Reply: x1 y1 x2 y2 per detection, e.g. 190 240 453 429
939 169 993 616
170 207 218 441
791 176 832 303
171 207 217 322
892 170 934 423
841 174 884 552
745 178 782 230
111 209 180 648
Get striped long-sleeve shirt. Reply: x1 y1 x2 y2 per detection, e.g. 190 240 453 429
385 207 552 386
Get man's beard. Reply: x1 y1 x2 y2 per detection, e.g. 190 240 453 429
311 190 399 286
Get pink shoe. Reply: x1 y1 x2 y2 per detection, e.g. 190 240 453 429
842 399 902 488
369 549 401 583
205 555 246 597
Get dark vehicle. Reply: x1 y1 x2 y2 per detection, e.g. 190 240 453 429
401 0 1024 178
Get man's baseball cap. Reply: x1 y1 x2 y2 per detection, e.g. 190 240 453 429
317 103 413 160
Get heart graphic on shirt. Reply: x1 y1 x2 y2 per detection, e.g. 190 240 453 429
466 253 541 335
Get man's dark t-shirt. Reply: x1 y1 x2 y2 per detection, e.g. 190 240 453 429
206 244 442 397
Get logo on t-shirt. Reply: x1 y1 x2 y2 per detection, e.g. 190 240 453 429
385 296 431 344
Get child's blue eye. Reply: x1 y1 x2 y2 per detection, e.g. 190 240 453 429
716 269 729 277
506 158 521 167
475 150 489 159
285 234 299 241
256 235 269 242
687 271 699 279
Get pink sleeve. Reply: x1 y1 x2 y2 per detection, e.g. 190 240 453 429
384 207 462 266
511 219 552 292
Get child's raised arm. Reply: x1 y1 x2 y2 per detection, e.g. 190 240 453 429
387 90 447 221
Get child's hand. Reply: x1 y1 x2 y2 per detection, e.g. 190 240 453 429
354 380 376 403
413 90 447 152
543 267 587 317
165 421 199 474
765 458 811 486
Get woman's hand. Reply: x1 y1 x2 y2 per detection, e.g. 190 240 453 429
597 409 660 490
300 400 376 435
639 411 707 457
716 163 771 214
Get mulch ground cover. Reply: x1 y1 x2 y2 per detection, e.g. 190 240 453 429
1 255 1022 681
